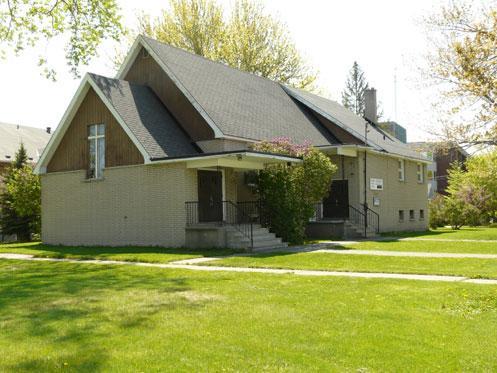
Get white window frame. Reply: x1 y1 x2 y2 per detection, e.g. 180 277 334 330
416 163 424 183
88 124 105 179
398 159 405 181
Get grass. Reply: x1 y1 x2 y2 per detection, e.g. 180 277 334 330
2 259 497 371
341 240 497 254
207 251 497 279
382 226 497 240
0 242 238 263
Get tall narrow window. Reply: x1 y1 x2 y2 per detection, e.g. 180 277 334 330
416 163 424 183
398 159 405 181
88 124 105 179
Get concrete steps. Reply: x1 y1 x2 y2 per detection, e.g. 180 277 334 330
226 225 288 251
344 221 378 239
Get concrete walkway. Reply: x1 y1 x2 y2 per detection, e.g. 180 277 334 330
400 238 497 243
312 249 497 259
2 253 497 285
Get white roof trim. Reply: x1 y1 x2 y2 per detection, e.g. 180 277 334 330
116 35 225 139
319 145 431 164
35 74 151 174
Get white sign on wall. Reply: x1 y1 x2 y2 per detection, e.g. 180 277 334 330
370 178 384 190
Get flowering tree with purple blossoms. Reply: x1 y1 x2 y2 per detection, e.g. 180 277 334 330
252 137 337 244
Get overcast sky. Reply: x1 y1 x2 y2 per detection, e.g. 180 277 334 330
0 0 441 142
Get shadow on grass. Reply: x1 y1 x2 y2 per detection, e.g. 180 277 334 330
0 260 200 371
1 242 242 260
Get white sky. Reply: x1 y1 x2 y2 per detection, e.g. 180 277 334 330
0 0 442 142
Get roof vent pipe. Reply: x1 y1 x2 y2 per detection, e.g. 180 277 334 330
364 88 378 124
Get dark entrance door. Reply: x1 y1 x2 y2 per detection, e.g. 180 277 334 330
323 180 349 219
198 170 223 223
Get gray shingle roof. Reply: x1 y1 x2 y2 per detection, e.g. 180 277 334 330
89 74 198 159
142 36 338 147
0 122 51 163
283 86 428 160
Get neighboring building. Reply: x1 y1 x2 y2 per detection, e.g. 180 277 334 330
0 122 51 241
408 142 468 198
35 36 429 248
0 122 51 175
379 121 407 143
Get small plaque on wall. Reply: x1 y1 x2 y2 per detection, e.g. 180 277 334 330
370 178 384 190
373 197 380 206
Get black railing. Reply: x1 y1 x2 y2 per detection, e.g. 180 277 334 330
185 200 255 249
348 204 366 229
365 206 380 234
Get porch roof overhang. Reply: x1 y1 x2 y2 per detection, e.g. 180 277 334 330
150 150 302 170
317 145 432 164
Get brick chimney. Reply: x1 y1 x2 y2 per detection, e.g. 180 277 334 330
364 88 377 124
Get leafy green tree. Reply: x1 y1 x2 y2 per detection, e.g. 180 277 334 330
341 61 369 116
136 0 317 90
429 194 447 229
425 1 497 147
0 143 40 241
0 0 123 80
252 138 337 244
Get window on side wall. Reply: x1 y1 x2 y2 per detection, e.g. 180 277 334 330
399 210 404 222
398 159 405 181
409 209 415 220
88 124 105 179
416 163 424 183
419 209 425 220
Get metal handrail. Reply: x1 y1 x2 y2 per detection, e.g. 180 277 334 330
365 206 380 234
185 200 255 250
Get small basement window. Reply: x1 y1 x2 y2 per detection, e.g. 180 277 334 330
398 159 405 181
88 123 105 179
419 209 425 220
399 210 405 222
409 209 415 221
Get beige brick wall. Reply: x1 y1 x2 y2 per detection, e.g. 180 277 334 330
357 152 429 232
41 163 197 247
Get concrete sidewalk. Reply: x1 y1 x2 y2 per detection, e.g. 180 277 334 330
1 253 497 285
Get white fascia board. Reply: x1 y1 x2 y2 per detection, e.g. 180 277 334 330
319 145 431 164
115 37 142 79
35 76 91 174
117 36 224 139
150 152 302 166
86 77 151 164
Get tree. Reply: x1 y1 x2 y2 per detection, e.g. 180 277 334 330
424 1 497 147
136 0 317 90
0 0 123 80
252 138 337 244
341 61 369 116
0 143 40 241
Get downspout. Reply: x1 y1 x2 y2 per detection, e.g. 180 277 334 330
363 122 368 236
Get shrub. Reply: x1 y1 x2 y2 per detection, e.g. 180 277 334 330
252 138 337 244
429 194 446 229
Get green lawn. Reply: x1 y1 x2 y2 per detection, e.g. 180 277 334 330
382 226 497 240
0 242 237 263
341 240 497 254
208 251 497 279
2 259 497 372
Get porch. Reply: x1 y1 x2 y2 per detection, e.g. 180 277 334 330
181 151 298 250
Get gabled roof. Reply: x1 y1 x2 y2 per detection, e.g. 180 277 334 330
121 36 339 147
0 122 51 163
89 74 198 159
117 36 427 161
35 73 198 173
284 86 427 160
